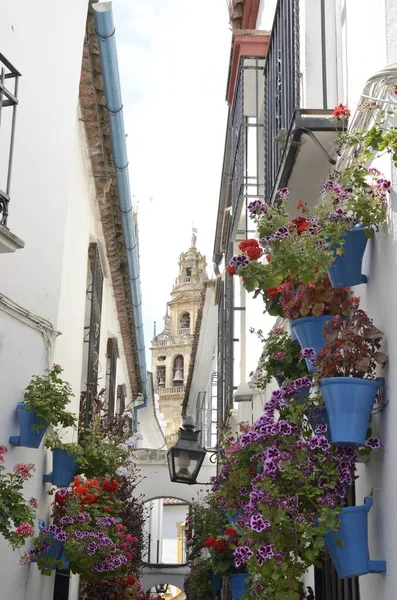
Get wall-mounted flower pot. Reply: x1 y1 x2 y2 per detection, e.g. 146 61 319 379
227 573 249 600
327 225 369 288
210 573 223 592
323 496 386 578
9 402 49 448
226 512 242 526
30 532 69 570
320 377 381 445
305 406 331 442
43 448 79 487
289 316 334 372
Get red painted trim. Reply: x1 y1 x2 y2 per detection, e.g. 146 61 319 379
241 0 261 30
226 34 270 106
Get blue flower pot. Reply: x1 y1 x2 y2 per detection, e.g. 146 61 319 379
327 226 369 288
324 496 386 578
227 573 248 600
31 532 69 569
9 402 49 448
226 512 242 525
210 573 223 592
289 316 335 373
305 406 331 442
43 448 79 487
320 377 381 445
297 385 311 404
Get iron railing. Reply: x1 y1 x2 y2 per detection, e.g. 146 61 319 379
0 53 20 227
231 56 265 223
264 0 300 199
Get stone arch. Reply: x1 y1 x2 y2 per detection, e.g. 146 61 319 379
142 566 189 595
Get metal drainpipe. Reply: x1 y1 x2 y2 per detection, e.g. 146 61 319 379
93 2 147 416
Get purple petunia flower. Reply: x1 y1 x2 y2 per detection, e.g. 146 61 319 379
300 347 316 359
256 543 274 566
234 546 253 569
55 530 67 542
248 200 268 215
250 513 271 533
274 226 290 239
365 438 382 449
277 187 289 197
315 424 328 434
229 255 250 269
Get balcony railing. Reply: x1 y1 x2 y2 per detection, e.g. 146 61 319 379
156 386 186 395
0 53 21 228
176 328 190 336
231 56 265 230
264 0 300 199
152 335 192 347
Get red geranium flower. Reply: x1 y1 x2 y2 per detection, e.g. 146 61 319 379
227 264 236 276
267 287 279 298
238 238 259 251
214 539 229 553
205 536 217 548
332 104 351 119
245 246 262 261
225 527 237 537
291 216 310 235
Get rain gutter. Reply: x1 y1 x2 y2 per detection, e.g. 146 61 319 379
93 2 147 419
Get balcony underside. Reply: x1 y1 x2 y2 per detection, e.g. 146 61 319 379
270 110 344 217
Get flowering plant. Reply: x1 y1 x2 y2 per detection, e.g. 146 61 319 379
0 445 36 549
23 365 76 429
315 309 387 379
204 529 243 576
211 381 359 599
277 276 354 320
183 557 217 600
186 499 229 558
24 476 139 580
81 574 145 600
251 326 309 388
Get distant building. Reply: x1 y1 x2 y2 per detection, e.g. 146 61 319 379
151 233 207 445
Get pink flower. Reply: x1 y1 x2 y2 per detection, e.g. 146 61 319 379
274 351 286 360
13 464 34 478
29 497 38 509
16 523 34 536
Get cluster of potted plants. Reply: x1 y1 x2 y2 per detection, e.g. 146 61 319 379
197 106 392 598
0 363 146 595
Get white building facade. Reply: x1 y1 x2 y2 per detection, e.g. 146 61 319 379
0 2 164 599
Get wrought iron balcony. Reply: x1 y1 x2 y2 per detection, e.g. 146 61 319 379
0 53 24 252
264 0 342 210
231 55 265 234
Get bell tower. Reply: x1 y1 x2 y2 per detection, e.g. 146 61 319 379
151 231 207 446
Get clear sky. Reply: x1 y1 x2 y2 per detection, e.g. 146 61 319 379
110 0 231 362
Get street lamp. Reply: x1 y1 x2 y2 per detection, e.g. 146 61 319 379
154 584 169 595
167 418 206 485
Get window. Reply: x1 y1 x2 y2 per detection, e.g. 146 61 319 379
157 366 166 387
82 242 104 426
116 383 126 414
52 568 70 600
106 338 118 416
0 53 20 227
172 355 184 385
186 267 191 276
179 312 190 330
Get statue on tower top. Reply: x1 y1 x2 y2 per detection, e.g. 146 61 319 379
191 227 197 249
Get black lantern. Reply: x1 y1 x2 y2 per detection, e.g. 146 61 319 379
154 584 169 595
167 418 206 485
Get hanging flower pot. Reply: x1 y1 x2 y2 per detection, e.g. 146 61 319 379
327 225 370 288
323 496 386 578
227 573 249 600
30 532 69 570
9 401 49 448
305 406 331 442
289 316 335 372
43 448 79 487
320 377 381 445
210 573 223 592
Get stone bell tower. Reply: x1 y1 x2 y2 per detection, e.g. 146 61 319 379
151 230 207 446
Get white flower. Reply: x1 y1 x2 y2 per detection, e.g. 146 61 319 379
116 466 128 477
